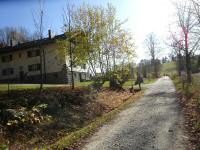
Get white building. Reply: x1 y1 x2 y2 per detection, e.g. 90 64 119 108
0 32 90 84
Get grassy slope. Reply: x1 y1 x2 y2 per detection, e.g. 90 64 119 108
161 59 200 149
162 60 200 149
171 73 200 149
160 61 177 75
161 61 200 148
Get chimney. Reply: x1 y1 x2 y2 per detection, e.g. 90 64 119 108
48 29 51 39
10 39 13 47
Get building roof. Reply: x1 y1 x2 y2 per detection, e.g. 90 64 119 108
0 34 66 55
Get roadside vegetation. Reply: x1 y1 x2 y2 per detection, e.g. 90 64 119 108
0 78 156 92
171 74 200 149
0 78 155 149
160 61 176 75
161 56 200 149
165 0 200 148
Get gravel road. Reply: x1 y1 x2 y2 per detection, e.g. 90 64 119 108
82 77 189 150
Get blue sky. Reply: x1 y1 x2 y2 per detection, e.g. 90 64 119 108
0 0 175 61
0 0 134 35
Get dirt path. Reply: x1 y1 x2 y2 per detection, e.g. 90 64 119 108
82 77 189 150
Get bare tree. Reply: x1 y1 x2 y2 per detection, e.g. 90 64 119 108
174 1 200 82
191 0 200 24
32 0 47 90
0 27 30 46
145 33 160 78
32 0 45 40
168 31 185 76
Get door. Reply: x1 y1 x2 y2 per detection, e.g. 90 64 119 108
19 71 24 82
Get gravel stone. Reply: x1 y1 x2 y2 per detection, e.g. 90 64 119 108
82 77 188 150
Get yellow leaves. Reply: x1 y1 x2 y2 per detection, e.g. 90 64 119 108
59 2 136 71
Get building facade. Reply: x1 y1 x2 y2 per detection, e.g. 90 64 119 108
0 33 90 84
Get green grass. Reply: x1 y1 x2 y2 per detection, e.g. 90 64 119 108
172 73 200 90
171 73 200 106
161 61 177 75
0 84 40 91
192 73 200 86
103 81 109 88
0 78 157 92
75 81 93 87
0 84 68 91
0 82 93 91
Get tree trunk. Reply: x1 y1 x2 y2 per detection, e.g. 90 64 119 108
185 52 192 83
42 48 47 83
177 53 181 76
69 41 74 89
7 78 10 96
185 30 191 83
39 48 43 91
153 58 157 78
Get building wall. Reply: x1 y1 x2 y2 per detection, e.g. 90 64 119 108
0 43 90 83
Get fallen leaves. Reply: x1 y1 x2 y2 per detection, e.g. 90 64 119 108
0 87 138 149
174 78 200 150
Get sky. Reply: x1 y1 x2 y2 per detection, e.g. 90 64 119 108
0 0 175 62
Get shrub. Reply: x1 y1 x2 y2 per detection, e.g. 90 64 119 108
109 67 129 90
2 104 51 130
91 76 106 91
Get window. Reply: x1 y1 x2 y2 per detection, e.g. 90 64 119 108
54 72 58 78
2 55 13 62
27 49 40 57
2 68 14 76
28 64 41 72
81 64 86 69
19 66 23 71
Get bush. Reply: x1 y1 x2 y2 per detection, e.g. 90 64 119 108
109 68 129 90
1 104 51 130
91 76 106 91
170 73 178 80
